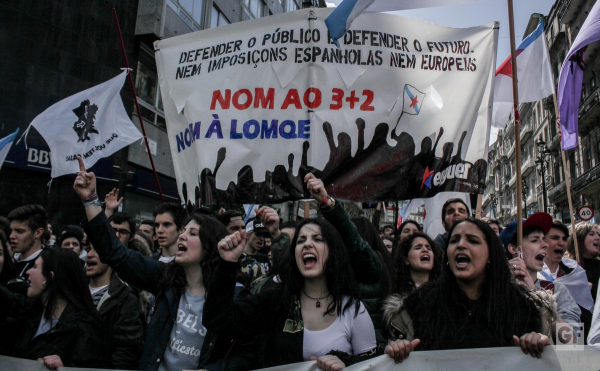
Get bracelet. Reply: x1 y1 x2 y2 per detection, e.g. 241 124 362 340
81 191 98 203
83 198 105 208
320 196 335 209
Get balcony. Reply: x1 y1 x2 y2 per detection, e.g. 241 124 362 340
548 132 560 151
522 157 534 177
548 180 566 201
526 192 537 206
508 144 516 159
520 124 532 142
579 88 600 135
572 163 600 193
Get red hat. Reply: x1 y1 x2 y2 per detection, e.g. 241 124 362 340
522 212 553 234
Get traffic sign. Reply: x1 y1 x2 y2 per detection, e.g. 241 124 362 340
577 206 594 221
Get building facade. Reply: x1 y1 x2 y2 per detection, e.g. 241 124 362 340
483 0 600 226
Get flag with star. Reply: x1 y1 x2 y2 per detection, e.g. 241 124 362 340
402 84 425 115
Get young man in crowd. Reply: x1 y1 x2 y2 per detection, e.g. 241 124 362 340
108 212 136 248
86 245 144 369
381 224 394 239
433 198 470 250
138 219 158 252
152 203 187 263
240 219 271 286
501 213 581 326
7 205 48 287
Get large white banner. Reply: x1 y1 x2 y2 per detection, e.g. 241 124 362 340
155 8 497 205
2 346 598 370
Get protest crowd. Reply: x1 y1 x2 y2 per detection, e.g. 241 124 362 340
0 157 597 371
3 0 600 369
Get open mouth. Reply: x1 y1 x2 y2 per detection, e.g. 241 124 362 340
455 254 471 268
302 253 318 268
86 260 97 270
553 249 565 258
535 253 546 262
177 244 187 253
420 255 431 262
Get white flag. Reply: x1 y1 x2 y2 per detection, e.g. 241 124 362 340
0 128 19 172
24 70 143 178
423 192 472 239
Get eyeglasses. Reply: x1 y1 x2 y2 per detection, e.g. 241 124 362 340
113 228 131 236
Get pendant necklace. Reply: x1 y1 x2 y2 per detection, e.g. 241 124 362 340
303 290 330 308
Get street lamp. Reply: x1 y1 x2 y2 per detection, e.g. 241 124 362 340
521 179 529 215
535 139 556 213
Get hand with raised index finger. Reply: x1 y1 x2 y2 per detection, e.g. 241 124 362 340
217 230 247 262
73 156 97 200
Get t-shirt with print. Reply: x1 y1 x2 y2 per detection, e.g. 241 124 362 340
158 291 207 371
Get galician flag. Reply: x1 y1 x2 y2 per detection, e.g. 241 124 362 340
325 0 479 46
492 19 554 128
21 70 143 178
0 128 19 172
558 1 600 150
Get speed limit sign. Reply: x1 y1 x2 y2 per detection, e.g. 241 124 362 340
577 206 594 221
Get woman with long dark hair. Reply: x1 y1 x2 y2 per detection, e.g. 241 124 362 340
385 218 554 362
205 216 377 369
0 247 109 369
73 158 254 371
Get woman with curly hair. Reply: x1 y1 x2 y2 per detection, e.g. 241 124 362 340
385 218 555 363
73 157 253 371
382 232 442 340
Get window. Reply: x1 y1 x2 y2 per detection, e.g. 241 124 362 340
168 0 203 30
285 0 299 12
245 0 266 18
135 44 166 130
592 72 597 90
585 148 591 171
211 5 230 28
582 83 588 100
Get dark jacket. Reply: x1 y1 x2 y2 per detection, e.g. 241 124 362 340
96 273 144 370
433 232 448 251
0 286 110 368
204 260 377 369
82 212 254 371
320 202 386 345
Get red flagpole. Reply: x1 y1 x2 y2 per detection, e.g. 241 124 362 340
112 8 165 203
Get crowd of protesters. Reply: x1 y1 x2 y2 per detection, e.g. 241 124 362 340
0 159 599 370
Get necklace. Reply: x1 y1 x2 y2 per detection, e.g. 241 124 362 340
302 290 330 308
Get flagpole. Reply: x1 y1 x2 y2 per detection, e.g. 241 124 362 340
507 0 523 247
112 8 165 204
